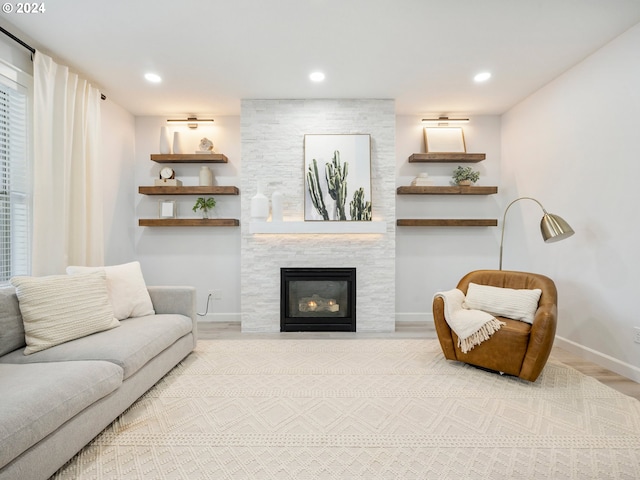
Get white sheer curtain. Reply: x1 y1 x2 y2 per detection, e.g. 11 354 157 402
32 51 103 275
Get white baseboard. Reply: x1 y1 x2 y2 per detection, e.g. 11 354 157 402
198 313 241 323
555 335 640 383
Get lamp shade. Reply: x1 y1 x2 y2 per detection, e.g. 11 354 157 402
499 196 575 270
540 213 575 243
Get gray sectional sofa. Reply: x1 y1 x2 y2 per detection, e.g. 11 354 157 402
0 285 197 480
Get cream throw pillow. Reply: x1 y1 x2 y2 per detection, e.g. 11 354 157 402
463 283 542 324
66 261 155 320
10 271 119 355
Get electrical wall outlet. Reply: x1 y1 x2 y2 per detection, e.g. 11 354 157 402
209 290 223 301
634 327 640 344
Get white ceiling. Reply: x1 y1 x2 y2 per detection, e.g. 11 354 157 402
5 0 640 116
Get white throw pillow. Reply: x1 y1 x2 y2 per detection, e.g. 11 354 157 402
66 261 155 320
10 271 119 355
463 283 542 324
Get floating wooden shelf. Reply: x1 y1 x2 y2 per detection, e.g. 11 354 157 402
397 219 497 227
397 185 498 195
408 153 486 163
138 218 239 227
150 154 228 163
138 186 239 195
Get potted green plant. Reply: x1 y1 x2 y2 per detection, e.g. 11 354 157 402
452 166 480 186
192 197 216 219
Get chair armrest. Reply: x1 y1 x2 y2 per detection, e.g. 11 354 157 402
519 302 557 381
432 296 458 360
147 286 197 342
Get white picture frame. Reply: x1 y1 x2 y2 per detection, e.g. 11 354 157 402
158 200 176 219
424 127 467 153
304 134 372 222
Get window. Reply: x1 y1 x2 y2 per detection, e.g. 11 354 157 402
0 68 30 283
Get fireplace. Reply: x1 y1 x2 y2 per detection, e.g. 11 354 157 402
281 268 356 332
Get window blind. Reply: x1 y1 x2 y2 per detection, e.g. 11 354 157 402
0 75 29 283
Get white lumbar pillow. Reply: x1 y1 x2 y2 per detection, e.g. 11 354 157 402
463 283 542 324
66 261 155 320
11 271 119 355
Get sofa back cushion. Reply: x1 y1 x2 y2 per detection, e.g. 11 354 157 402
66 262 155 320
0 287 26 356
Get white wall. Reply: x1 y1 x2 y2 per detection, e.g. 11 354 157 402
395 115 502 322
133 116 242 320
101 99 136 265
106 108 502 331
502 23 640 381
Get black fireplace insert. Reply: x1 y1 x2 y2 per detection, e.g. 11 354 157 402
280 267 356 332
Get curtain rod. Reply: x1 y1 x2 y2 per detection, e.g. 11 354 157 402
0 25 35 55
0 25 106 100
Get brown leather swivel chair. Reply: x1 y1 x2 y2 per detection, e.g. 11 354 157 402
433 270 558 382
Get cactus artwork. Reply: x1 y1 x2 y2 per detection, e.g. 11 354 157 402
304 134 372 222
306 158 330 220
350 187 372 221
325 150 348 221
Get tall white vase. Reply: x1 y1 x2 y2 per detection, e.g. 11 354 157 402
199 166 213 186
172 132 184 154
159 126 171 154
271 191 283 222
251 183 269 221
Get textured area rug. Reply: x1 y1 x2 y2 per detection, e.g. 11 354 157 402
53 339 640 479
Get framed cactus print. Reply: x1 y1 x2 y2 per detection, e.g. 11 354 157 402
304 134 372 221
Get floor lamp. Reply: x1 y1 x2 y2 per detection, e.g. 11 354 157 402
499 197 575 270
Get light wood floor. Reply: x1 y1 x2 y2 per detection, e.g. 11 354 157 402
198 321 640 401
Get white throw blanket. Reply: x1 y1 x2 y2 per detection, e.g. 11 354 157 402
434 289 505 353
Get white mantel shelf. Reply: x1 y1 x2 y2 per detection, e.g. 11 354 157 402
249 221 387 234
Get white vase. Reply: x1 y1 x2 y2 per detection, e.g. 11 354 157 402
251 183 269 221
159 126 171 154
172 132 184 154
271 191 283 222
199 166 213 186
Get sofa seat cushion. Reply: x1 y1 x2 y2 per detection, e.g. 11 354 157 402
451 316 531 376
0 314 192 379
0 361 123 469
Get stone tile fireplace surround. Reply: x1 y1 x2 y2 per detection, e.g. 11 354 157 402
240 99 396 332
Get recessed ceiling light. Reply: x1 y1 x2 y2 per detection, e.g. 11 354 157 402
309 71 325 82
144 73 162 83
474 72 491 83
